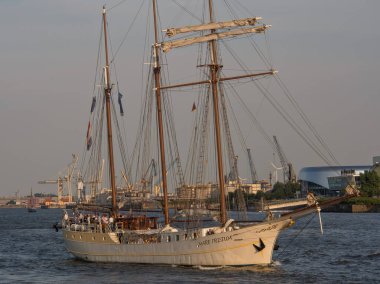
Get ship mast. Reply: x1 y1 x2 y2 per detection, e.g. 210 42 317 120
102 6 118 217
152 0 170 225
156 0 274 225
208 0 227 224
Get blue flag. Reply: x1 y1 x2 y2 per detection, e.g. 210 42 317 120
90 96 96 113
118 92 124 116
86 121 92 150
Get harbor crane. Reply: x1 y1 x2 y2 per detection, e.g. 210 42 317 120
142 159 157 194
82 158 105 200
247 148 258 183
38 177 64 203
66 154 78 202
273 136 296 183
38 154 78 203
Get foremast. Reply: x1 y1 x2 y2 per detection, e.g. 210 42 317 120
207 0 227 224
152 0 170 226
102 6 118 217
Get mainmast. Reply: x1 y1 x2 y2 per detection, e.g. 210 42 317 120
157 0 274 225
208 0 227 224
152 0 170 225
102 6 118 216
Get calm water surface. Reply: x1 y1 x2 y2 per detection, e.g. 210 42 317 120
0 208 379 283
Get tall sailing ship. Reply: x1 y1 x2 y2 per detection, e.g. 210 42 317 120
61 1 358 266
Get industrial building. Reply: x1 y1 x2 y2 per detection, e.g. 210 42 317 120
298 165 372 196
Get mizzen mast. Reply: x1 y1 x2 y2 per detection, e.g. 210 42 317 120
102 6 118 216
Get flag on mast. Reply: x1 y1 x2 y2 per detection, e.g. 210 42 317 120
86 121 92 150
118 92 124 116
90 96 96 113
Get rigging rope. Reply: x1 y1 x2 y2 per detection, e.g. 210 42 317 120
221 1 339 166
221 39 338 166
108 0 129 12
274 75 340 165
277 213 317 260
171 0 203 24
109 0 145 64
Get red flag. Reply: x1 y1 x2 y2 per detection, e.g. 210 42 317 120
191 102 197 112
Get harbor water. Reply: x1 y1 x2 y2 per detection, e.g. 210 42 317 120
0 208 379 283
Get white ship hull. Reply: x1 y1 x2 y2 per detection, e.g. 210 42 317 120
63 218 292 266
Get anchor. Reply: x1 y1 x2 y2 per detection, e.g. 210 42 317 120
253 238 266 252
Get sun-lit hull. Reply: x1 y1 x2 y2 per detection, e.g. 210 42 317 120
63 218 292 266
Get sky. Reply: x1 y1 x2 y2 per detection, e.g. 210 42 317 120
1 0 379 197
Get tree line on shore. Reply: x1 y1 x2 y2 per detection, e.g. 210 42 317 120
228 170 380 209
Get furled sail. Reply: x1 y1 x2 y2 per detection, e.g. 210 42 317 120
165 17 262 37
160 25 271 53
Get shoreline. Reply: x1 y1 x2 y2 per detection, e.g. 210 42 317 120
2 205 380 213
323 203 380 213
